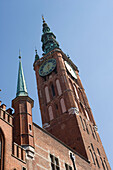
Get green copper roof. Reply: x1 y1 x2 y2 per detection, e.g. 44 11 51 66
16 56 28 97
41 17 59 55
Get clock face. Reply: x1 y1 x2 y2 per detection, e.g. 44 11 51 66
39 58 56 77
65 61 77 79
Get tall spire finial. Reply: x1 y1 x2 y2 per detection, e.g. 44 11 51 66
19 49 21 59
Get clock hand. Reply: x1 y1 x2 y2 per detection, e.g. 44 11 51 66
47 64 50 71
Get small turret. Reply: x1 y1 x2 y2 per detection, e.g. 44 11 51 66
12 54 34 159
35 49 39 62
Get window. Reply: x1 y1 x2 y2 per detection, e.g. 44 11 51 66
29 124 32 131
80 102 85 116
89 149 95 165
73 85 79 99
48 106 54 121
0 129 5 170
74 98 79 111
100 157 105 170
65 163 72 170
55 104 58 110
94 152 100 168
45 86 50 103
85 109 90 120
89 124 95 139
60 98 66 113
83 119 89 134
104 159 108 170
97 148 106 170
50 154 60 170
91 144 100 168
22 167 26 170
93 128 98 142
56 79 62 96
51 84 56 97
79 116 85 130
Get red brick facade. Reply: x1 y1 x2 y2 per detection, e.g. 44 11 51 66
0 26 111 170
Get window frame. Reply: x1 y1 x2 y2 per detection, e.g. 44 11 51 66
0 129 5 170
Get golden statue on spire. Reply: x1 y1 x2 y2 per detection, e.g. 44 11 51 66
42 15 45 23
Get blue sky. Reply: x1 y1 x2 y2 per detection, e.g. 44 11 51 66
0 0 113 168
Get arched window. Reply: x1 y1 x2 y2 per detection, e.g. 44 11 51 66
48 106 54 121
85 110 90 121
79 116 85 130
0 129 5 170
91 144 100 168
60 98 66 113
93 128 98 142
69 79 73 90
56 79 62 96
73 85 79 99
89 124 95 139
97 148 106 170
45 86 50 103
51 84 55 97
89 149 95 165
80 102 86 116
104 159 108 170
75 100 79 110
83 119 89 134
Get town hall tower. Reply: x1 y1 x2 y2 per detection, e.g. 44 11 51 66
33 18 110 169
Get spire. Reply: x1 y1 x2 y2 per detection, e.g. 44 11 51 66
41 17 59 54
35 48 39 62
16 54 28 97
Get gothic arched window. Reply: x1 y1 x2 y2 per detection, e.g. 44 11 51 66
97 148 106 170
85 109 90 121
73 84 79 99
48 106 54 121
75 99 79 110
89 148 95 165
83 119 89 134
60 98 66 113
51 84 55 97
79 116 85 131
45 86 50 103
0 129 5 170
56 79 62 96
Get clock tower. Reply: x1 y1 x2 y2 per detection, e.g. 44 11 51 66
33 18 110 168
